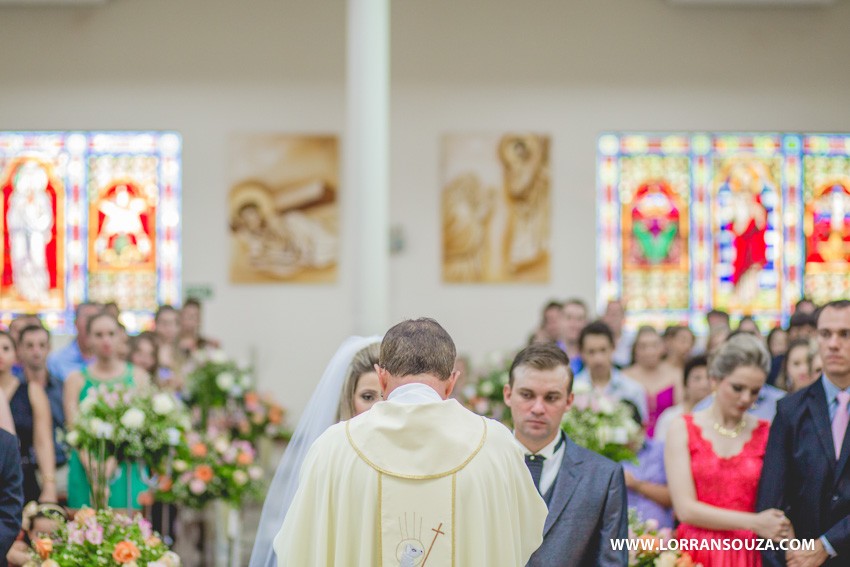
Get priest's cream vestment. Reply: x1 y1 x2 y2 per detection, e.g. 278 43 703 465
273 396 548 566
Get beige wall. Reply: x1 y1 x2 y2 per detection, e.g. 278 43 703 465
2 0 849 417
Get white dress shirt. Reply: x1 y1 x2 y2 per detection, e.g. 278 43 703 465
386 382 443 404
515 432 566 497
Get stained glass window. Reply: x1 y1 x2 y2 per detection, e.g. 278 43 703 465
0 132 181 334
598 132 850 331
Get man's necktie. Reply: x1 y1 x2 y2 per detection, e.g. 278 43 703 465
525 453 545 493
833 391 850 460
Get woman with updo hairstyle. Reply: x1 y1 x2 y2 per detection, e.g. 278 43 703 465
666 334 790 566
250 336 382 567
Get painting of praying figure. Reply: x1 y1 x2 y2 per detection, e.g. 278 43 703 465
228 134 339 283
0 157 65 311
441 133 550 283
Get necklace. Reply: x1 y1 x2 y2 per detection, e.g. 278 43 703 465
713 419 747 438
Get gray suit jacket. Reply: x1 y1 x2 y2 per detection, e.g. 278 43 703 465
526 436 629 567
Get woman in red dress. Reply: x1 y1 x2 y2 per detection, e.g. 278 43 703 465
665 333 790 566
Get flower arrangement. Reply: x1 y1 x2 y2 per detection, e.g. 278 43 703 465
233 391 291 443
462 351 515 426
561 381 643 463
26 506 180 567
153 429 264 510
184 349 253 427
67 385 190 469
628 509 700 567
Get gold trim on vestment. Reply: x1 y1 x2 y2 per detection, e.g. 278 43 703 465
345 416 488 479
451 473 456 567
377 471 383 564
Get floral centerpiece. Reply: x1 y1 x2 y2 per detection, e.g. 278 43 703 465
26 506 180 567
153 429 264 510
184 349 253 428
66 385 191 508
628 509 700 567
561 381 643 463
462 351 515 426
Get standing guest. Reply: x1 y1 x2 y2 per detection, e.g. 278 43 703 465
504 343 628 566
274 318 548 566
624 434 673 529
662 325 696 371
667 334 791 567
0 428 23 567
654 355 712 443
601 299 634 368
0 390 14 435
623 326 680 437
153 305 184 391
758 300 850 566
178 298 220 357
788 311 817 341
706 324 732 355
707 309 732 332
574 321 648 423
738 315 761 336
17 325 66 500
795 297 818 315
64 313 149 510
562 298 589 375
47 302 101 382
537 300 567 345
767 327 788 358
780 338 818 393
128 332 159 385
0 332 56 504
102 301 120 320
9 315 42 377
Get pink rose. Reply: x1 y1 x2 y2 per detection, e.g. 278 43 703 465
86 526 104 545
189 479 207 495
69 528 86 545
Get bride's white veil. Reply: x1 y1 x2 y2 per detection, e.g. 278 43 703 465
249 335 383 567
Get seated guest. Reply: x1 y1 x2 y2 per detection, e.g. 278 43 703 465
623 326 680 437
47 302 101 382
574 321 648 423
0 428 23 567
504 343 627 566
654 355 711 443
0 332 56 504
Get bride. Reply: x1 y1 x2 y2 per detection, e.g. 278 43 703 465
249 336 382 567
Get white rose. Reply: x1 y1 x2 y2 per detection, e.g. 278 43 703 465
248 466 263 480
80 394 96 413
572 381 592 395
597 397 615 415
66 430 80 447
173 459 188 473
93 419 114 440
210 350 228 364
152 393 176 415
161 551 182 567
657 551 677 567
216 372 235 391
596 426 611 445
610 427 628 445
121 408 146 430
213 437 230 454
166 427 181 446
233 470 248 486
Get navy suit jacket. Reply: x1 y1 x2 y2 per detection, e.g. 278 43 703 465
526 437 629 567
0 429 23 567
757 379 850 566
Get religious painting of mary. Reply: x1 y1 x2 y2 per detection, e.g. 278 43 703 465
627 180 682 266
0 157 65 311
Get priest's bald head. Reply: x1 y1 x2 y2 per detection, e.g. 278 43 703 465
376 317 460 399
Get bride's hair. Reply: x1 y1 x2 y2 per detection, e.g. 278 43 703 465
338 343 381 420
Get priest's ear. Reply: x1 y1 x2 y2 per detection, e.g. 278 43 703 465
375 363 390 393
443 369 460 399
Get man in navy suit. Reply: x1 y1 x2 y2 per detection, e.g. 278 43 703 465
504 342 628 567
0 429 23 567
758 300 850 566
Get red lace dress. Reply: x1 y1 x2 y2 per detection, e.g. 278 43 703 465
676 414 770 567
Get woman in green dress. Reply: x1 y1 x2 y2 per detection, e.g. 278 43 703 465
63 312 150 510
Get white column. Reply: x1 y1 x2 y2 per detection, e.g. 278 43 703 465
346 0 390 334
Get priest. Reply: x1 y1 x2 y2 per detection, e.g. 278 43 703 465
274 317 548 566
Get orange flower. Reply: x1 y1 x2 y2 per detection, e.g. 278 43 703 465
244 392 259 406
112 540 141 564
137 491 154 507
34 537 52 559
73 507 96 524
158 475 173 491
190 443 208 457
268 406 284 425
676 553 696 567
236 451 254 466
194 465 214 482
147 535 162 547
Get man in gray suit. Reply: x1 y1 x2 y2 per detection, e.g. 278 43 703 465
504 342 628 566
